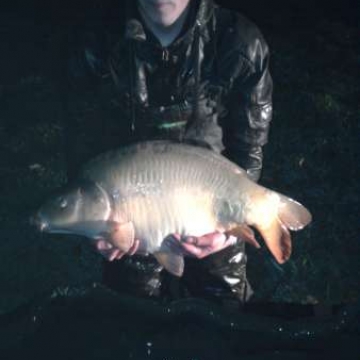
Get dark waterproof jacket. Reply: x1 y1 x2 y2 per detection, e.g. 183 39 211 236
62 0 273 182
56 0 274 302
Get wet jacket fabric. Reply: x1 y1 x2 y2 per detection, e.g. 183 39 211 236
61 0 273 302
64 0 273 182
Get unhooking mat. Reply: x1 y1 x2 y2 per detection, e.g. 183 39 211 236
1 284 359 360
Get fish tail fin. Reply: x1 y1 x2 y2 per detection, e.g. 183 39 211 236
249 190 312 264
277 194 312 232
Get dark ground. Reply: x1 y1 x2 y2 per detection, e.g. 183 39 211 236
0 0 359 321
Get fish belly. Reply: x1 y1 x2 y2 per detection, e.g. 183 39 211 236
116 188 220 253
81 142 249 253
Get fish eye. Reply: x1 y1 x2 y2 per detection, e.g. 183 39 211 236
58 198 68 209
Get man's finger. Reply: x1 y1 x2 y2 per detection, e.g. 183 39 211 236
128 239 140 255
224 235 238 247
178 233 240 259
178 242 209 258
108 249 122 261
95 239 114 251
114 250 126 260
171 233 182 241
183 232 226 247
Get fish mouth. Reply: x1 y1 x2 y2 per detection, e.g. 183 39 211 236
38 222 49 232
30 214 49 232
30 214 73 234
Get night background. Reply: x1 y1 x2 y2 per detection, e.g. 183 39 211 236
0 0 359 358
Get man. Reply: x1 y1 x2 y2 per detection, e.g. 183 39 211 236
61 0 273 304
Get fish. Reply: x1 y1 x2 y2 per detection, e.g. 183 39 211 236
34 140 312 276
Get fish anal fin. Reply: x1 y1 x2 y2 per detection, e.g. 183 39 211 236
226 224 260 249
153 252 184 277
256 219 292 264
106 221 135 252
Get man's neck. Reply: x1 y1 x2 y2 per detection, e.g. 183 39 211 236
138 5 190 47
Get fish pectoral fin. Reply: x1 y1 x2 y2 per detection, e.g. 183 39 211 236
106 221 135 253
226 224 260 249
153 251 184 277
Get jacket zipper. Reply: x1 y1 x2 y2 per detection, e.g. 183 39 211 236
162 48 170 62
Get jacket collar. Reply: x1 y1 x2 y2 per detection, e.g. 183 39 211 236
124 0 214 45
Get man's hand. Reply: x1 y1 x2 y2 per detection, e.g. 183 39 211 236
91 238 140 261
172 232 238 259
91 230 238 261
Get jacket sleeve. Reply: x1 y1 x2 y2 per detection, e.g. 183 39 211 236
220 20 273 182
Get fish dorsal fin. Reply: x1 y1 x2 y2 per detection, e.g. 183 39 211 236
226 224 260 249
153 239 184 277
106 221 135 252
